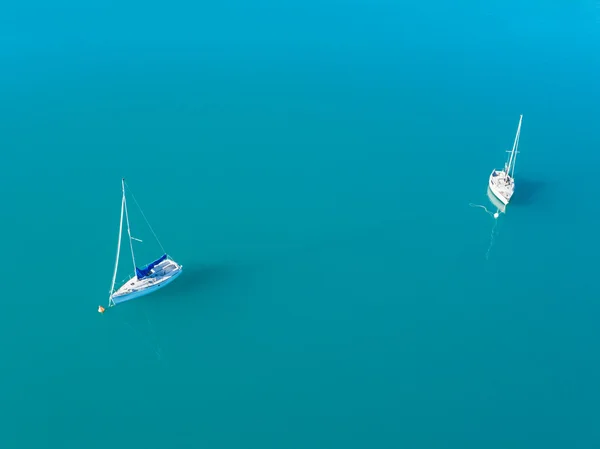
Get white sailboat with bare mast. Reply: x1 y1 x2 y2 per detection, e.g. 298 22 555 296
108 178 183 307
489 114 523 205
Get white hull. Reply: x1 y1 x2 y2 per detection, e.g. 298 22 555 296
488 170 513 205
110 258 183 306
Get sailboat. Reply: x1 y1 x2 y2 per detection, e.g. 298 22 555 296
108 178 183 307
489 114 523 205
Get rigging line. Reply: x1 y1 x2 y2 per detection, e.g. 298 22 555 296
110 195 125 295
468 202 495 218
124 181 167 255
469 202 500 260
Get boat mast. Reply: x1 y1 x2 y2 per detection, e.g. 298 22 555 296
507 114 523 178
109 191 126 297
122 178 137 272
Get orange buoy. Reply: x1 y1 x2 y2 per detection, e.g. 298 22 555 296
98 305 105 313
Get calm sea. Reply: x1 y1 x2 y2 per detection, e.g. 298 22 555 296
1 1 599 448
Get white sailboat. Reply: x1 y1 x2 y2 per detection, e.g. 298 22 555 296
108 178 183 307
489 114 523 205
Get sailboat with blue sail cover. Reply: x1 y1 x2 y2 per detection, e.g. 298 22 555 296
108 179 183 307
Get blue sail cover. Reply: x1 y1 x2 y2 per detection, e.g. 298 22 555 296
136 254 167 279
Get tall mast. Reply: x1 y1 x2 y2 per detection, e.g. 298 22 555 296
509 116 522 178
110 192 125 296
122 178 137 272
507 114 523 177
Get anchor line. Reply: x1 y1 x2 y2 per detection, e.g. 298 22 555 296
469 202 500 260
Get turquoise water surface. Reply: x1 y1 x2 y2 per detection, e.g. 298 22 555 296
1 1 599 448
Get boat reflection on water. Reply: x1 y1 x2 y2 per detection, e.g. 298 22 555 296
487 186 506 217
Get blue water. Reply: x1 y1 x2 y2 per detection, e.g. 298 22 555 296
1 1 599 447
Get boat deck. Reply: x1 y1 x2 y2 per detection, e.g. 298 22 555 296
489 169 514 204
111 258 182 303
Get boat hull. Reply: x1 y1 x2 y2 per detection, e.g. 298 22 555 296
110 261 183 306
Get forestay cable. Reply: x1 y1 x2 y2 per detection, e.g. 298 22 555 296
124 181 167 255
